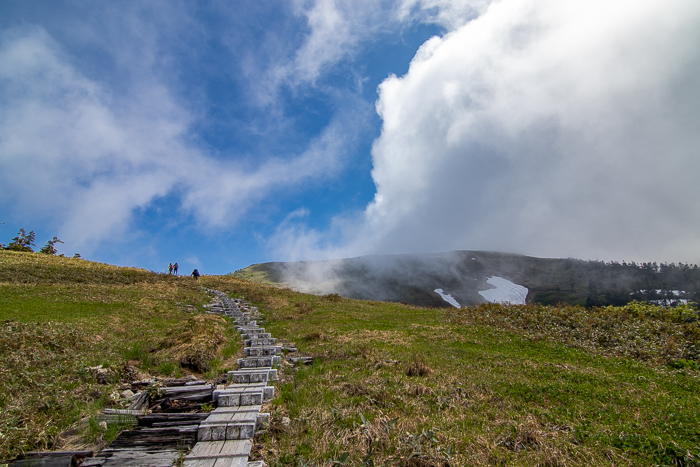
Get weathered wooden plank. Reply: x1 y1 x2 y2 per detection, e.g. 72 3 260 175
9 457 72 467
127 390 149 410
81 459 106 467
102 409 147 415
202 412 256 424
219 440 252 457
214 457 248 467
212 406 262 413
184 459 217 467
99 450 180 467
16 451 94 458
140 412 209 427
188 440 251 458
197 422 255 441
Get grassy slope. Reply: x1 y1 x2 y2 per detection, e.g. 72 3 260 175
2 253 699 466
0 251 241 462
202 277 700 467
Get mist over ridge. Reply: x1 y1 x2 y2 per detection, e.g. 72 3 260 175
236 250 700 308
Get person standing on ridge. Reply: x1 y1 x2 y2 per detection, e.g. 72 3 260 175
191 269 200 280
168 263 173 275
174 262 179 276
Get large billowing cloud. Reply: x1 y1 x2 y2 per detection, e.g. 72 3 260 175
335 0 700 263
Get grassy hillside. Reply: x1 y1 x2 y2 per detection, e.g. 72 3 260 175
2 251 700 466
0 251 242 462
203 278 700 466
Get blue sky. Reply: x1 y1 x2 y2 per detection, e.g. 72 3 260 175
1 0 699 274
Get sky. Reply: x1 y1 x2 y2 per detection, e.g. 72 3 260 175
1 0 699 275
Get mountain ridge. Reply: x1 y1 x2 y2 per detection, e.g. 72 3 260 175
234 250 700 308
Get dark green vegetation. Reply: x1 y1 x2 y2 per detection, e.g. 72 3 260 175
1 227 68 256
0 251 240 462
2 251 699 466
235 251 700 308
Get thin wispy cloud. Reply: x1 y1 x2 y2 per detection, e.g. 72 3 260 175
0 16 367 253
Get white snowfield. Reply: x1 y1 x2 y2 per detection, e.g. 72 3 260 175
434 288 461 308
478 276 528 305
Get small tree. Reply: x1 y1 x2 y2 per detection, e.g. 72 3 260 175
40 236 64 255
7 228 36 252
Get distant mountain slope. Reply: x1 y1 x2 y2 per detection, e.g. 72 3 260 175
234 251 700 308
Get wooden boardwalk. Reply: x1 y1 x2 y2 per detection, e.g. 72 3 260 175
183 289 277 467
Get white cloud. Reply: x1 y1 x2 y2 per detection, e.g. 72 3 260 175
286 0 700 264
397 0 491 30
0 25 357 252
272 0 489 90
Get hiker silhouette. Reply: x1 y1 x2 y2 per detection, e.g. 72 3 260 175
191 269 200 280
168 263 173 275
173 263 179 276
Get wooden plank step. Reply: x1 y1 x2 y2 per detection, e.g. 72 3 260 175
105 426 198 450
244 346 281 357
201 412 257 425
201 411 270 431
8 452 94 467
217 390 263 407
86 450 181 467
102 409 147 415
228 368 277 383
184 457 248 467
187 440 251 458
211 406 262 413
139 413 209 427
162 385 214 395
241 333 271 339
237 326 264 332
243 337 276 346
197 422 255 441
236 357 279 368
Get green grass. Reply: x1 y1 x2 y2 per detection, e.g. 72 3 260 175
0 251 242 462
200 276 700 467
2 251 700 466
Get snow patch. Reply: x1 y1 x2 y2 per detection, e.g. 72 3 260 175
434 288 461 308
478 276 528 305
